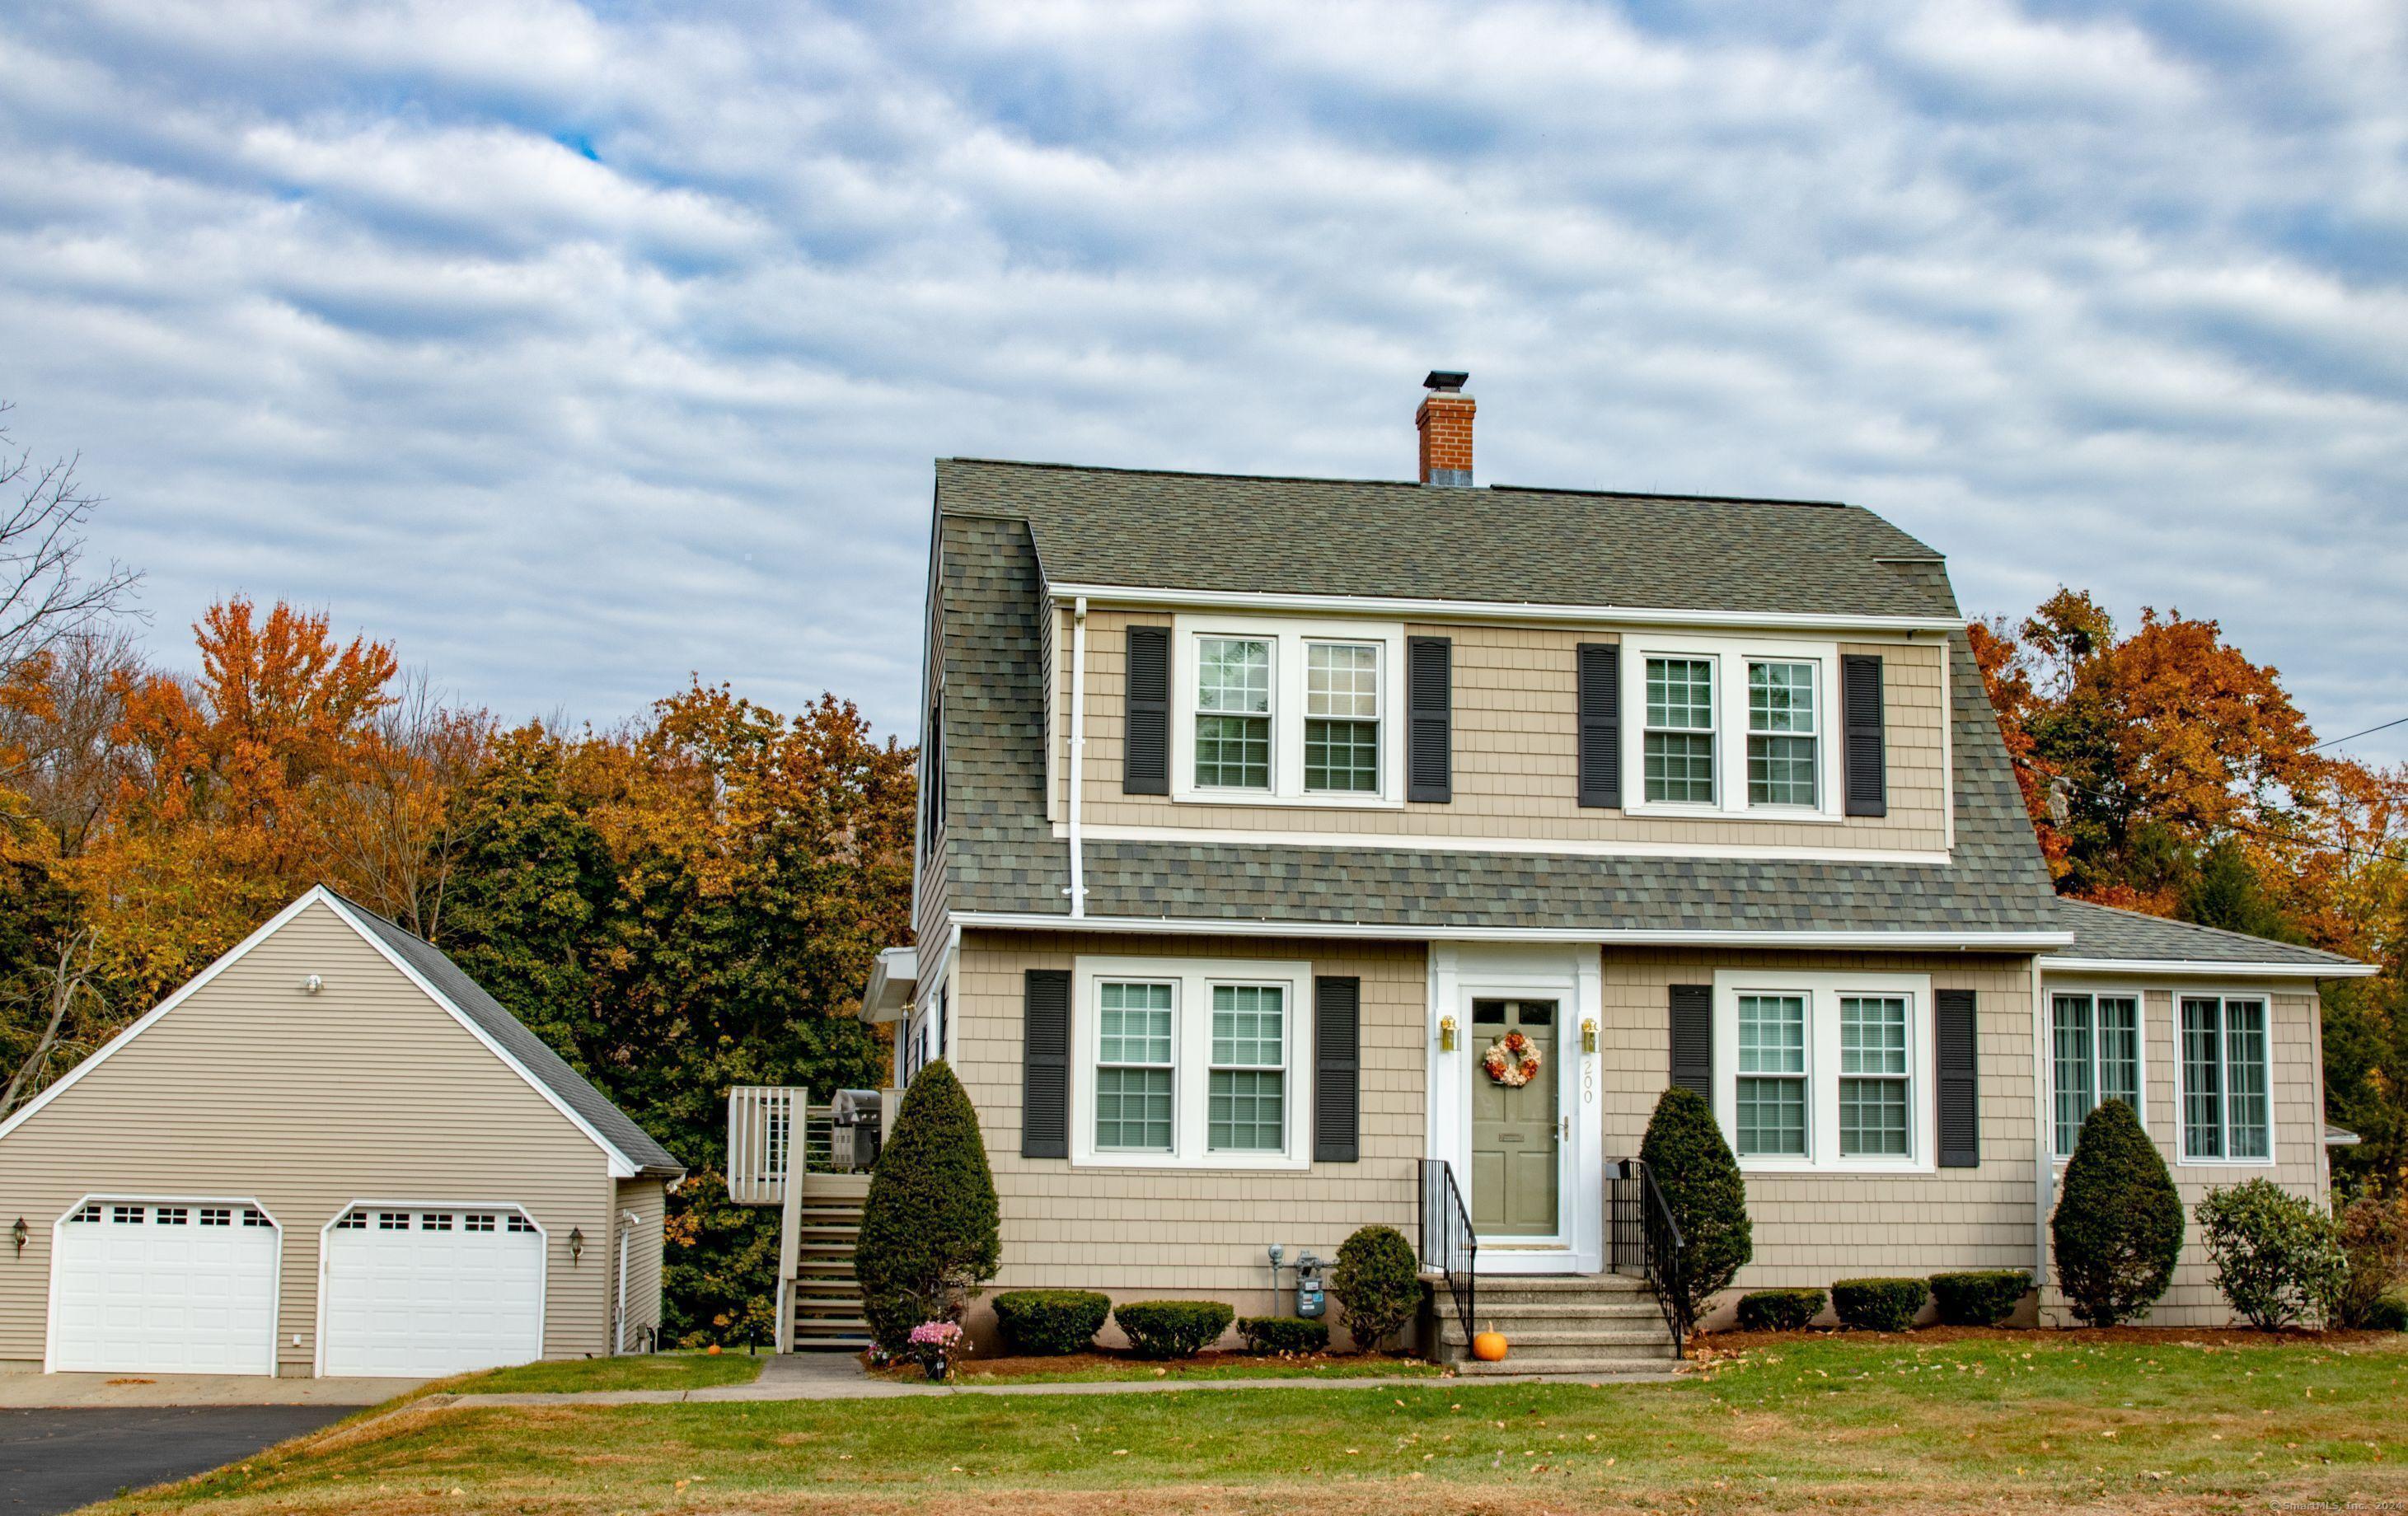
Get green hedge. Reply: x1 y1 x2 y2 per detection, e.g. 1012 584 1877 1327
1238 1316 1330 1355
1736 1288 1825 1331
1639 1086 1753 1329
1832 1277 1928 1332
2367 1294 2408 1333
1928 1270 2032 1327
2051 1099 2183 1326
1113 1300 1234 1359
991 1290 1111 1356
855 1061 1000 1353
1332 1225 1422 1350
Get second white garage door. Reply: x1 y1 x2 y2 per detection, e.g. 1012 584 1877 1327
321 1205 545 1377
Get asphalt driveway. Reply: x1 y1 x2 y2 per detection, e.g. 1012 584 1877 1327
2 1406 352 1515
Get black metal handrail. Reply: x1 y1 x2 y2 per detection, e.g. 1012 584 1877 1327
1417 1158 1477 1343
1609 1158 1689 1358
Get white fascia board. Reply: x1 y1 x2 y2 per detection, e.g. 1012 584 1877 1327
0 888 331 1145
1047 582 1965 635
318 892 643 1178
2045 957 2376 980
954 910 2071 951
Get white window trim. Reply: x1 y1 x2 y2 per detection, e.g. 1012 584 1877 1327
2047 985 2148 1162
1070 955 1314 1171
1623 634 1844 821
2172 990 2277 1169
1169 615 1406 809
1712 969 1936 1173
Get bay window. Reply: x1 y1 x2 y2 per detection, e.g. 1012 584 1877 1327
1072 957 1313 1169
1713 971 1934 1171
2181 995 2270 1162
2050 991 2141 1157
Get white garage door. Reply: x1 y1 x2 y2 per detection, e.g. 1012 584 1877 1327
321 1206 546 1377
50 1200 281 1375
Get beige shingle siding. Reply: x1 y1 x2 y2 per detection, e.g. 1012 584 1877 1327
1056 607 1948 853
0 901 625 1370
2039 985 2327 1327
1600 948 2041 1290
614 1178 668 1350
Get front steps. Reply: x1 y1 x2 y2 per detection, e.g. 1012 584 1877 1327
1435 1273 1684 1378
789 1193 871 1352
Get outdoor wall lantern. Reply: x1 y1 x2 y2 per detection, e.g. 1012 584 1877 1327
1581 1018 1599 1054
11 1218 26 1257
569 1226 585 1265
1438 1015 1457 1052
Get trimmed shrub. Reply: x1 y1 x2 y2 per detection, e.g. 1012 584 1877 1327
2195 1178 2347 1331
1113 1299 1234 1359
1929 1270 2032 1327
2331 1195 2408 1329
991 1290 1111 1356
1332 1225 1422 1351
2051 1099 2184 1326
1638 1085 1753 1331
2365 1294 2408 1333
1238 1316 1331 1355
1832 1277 1928 1332
855 1061 1001 1353
1736 1288 1825 1332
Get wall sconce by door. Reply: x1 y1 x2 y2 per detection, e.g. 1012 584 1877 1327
1581 1018 1598 1054
569 1226 585 1265
11 1217 25 1257
1438 1015 1457 1052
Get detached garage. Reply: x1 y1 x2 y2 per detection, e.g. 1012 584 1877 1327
0 888 683 1378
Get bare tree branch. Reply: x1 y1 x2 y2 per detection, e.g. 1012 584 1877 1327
0 926 108 1121
0 401 144 676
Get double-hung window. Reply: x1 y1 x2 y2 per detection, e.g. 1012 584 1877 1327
1075 957 1312 1169
1643 657 1717 804
1194 639 1272 791
1746 660 1819 807
2181 995 2270 1161
1304 643 1380 793
1839 996 1909 1156
1736 994 1807 1156
1716 971 1932 1171
2051 991 2141 1156
1094 980 1176 1153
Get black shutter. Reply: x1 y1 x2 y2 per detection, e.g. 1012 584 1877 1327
1669 984 1712 1102
1937 988 1979 1168
1022 970 1070 1159
1123 626 1170 795
1314 977 1361 1163
1843 654 1886 817
1407 637 1453 803
1577 643 1622 808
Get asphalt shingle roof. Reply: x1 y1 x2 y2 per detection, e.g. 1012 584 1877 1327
2054 897 2364 970
939 458 1957 620
338 896 686 1177
930 495 2062 938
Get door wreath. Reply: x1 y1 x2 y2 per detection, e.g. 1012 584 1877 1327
1481 1030 1543 1088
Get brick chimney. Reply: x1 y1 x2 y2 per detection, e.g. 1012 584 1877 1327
1416 370 1474 486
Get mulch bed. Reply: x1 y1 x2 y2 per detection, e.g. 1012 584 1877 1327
1693 1323 2394 1354
864 1348 1436 1381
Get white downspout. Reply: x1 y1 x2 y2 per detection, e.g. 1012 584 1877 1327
1067 597 1089 919
615 1210 636 1354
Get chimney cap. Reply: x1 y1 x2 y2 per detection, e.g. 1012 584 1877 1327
1422 370 1469 393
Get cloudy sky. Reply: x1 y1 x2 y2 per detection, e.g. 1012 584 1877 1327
4 1 2404 757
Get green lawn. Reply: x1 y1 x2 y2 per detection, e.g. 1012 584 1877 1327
108 1335 2408 1515
443 1351 766 1397
879 1353 1446 1384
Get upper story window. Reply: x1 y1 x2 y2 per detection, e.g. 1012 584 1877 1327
1713 970 1934 1172
1170 618 1405 807
2051 990 2141 1157
2181 994 2270 1163
1625 637 1843 819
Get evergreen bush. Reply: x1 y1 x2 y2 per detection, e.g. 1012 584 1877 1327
1113 1299 1234 1359
1832 1277 1928 1331
1638 1085 1753 1330
2366 1294 2408 1333
2195 1178 2347 1331
2051 1099 2184 1326
854 1061 1001 1352
2331 1196 2408 1329
1736 1288 1825 1331
991 1290 1110 1356
1331 1225 1422 1351
1928 1269 2032 1326
1238 1316 1331 1355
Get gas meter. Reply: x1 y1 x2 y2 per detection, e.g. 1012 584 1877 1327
1294 1251 1327 1319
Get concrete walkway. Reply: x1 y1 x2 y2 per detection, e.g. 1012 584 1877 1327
0 1372 417 1409
422 1352 1678 1409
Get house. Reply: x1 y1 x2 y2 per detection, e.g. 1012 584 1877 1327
846 372 2371 1368
0 887 684 1378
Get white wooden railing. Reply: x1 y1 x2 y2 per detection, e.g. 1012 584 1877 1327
727 1085 803 1206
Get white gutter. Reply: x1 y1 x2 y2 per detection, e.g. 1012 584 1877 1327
953 910 2072 950
2045 957 2376 979
1067 596 1089 919
1047 581 1964 634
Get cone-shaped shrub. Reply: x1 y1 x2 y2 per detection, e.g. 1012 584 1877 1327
855 1060 1000 1352
2051 1098 2183 1326
1638 1085 1753 1330
1332 1224 1422 1351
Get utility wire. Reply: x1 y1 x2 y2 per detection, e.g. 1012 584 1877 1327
2315 714 2408 751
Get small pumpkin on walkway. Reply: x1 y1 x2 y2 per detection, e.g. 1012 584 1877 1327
1471 1330 1510 1362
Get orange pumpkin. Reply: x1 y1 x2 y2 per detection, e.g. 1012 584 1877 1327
706 1344 723 1356
1471 1331 1509 1362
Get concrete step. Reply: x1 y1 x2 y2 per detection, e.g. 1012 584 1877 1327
793 1316 870 1333
1451 1273 1651 1296
1443 1334 1678 1363
1441 1323 1675 1352
1441 1301 1664 1324
789 1336 873 1353
1450 1357 1683 1380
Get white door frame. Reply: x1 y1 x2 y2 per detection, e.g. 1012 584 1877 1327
45 1193 283 1376
313 1200 549 1378
1427 943 1604 1274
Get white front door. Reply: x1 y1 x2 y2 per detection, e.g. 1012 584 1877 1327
49 1200 281 1375
321 1205 546 1378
